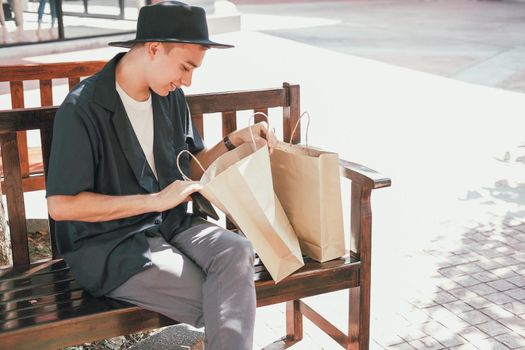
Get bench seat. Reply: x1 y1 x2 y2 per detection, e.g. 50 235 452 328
0 253 360 350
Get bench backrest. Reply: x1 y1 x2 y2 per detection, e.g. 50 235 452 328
0 61 301 267
0 61 107 192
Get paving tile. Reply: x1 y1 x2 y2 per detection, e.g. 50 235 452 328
401 309 433 325
469 337 511 350
408 336 445 350
439 266 466 278
449 287 479 300
494 245 515 255
386 342 415 350
424 305 470 329
498 316 525 333
460 325 490 342
457 263 485 274
458 310 492 325
472 271 499 283
443 300 474 314
465 296 493 309
455 275 484 287
476 260 504 271
468 283 500 296
476 320 512 337
492 267 520 280
493 256 522 267
375 333 406 347
495 333 525 349
502 301 525 316
508 276 525 288
505 288 525 301
397 327 427 342
485 292 518 305
432 290 458 304
480 305 516 320
448 343 480 350
488 280 518 292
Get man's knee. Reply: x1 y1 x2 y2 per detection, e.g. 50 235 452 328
229 234 255 264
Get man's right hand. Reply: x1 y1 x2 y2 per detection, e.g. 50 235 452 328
153 180 203 212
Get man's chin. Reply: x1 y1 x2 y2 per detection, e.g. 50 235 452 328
152 88 170 97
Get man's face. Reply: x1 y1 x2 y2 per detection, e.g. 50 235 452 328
145 42 207 96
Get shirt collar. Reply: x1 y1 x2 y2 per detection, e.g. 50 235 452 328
92 52 126 112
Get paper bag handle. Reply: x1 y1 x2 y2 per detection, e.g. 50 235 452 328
289 111 311 147
176 149 207 182
248 112 272 152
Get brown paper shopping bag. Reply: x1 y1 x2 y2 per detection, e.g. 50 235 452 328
270 113 345 262
178 142 304 283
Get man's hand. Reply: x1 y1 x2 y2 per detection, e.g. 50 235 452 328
153 180 203 212
229 121 279 153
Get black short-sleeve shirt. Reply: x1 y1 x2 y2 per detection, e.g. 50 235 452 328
46 53 205 296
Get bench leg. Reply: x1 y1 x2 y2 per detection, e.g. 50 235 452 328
348 286 360 350
349 284 370 350
286 299 303 341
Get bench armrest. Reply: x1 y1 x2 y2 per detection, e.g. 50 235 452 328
339 159 391 189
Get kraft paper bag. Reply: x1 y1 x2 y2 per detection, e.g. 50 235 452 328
178 143 304 283
270 141 345 262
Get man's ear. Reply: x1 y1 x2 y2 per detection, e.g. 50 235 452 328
147 42 161 58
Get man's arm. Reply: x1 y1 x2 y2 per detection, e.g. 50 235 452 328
48 180 202 222
190 121 278 180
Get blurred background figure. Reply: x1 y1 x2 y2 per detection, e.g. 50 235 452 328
37 0 57 29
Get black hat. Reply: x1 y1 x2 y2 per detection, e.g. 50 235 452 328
108 1 233 49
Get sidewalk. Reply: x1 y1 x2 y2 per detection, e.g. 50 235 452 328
1 0 525 349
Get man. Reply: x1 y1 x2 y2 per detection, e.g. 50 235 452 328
46 2 276 349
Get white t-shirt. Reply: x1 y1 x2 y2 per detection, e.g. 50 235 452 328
115 81 157 179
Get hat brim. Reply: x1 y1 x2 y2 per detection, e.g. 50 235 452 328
108 38 234 49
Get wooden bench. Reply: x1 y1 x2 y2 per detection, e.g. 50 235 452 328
0 62 391 350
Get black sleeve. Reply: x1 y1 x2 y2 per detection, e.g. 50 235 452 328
46 103 96 197
184 100 205 154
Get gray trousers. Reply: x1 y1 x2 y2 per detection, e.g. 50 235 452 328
106 221 256 350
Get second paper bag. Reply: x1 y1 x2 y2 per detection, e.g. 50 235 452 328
189 143 304 283
270 142 345 262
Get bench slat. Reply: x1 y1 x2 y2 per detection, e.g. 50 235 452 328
187 88 287 115
1 133 30 266
191 113 204 140
0 61 106 82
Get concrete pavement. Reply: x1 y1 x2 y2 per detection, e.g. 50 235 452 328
2 0 525 349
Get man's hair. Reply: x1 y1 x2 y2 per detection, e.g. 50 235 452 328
130 42 210 52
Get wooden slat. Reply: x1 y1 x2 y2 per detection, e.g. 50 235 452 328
9 80 30 179
9 81 24 109
350 184 372 350
0 306 175 350
40 127 58 258
221 110 236 137
299 300 349 347
21 176 45 193
191 113 204 140
0 61 106 82
286 299 303 341
340 159 391 190
0 259 67 280
0 133 29 266
254 108 268 124
68 77 80 90
0 108 56 134
282 83 300 144
256 256 360 307
39 80 53 107
186 88 287 115
349 286 360 349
